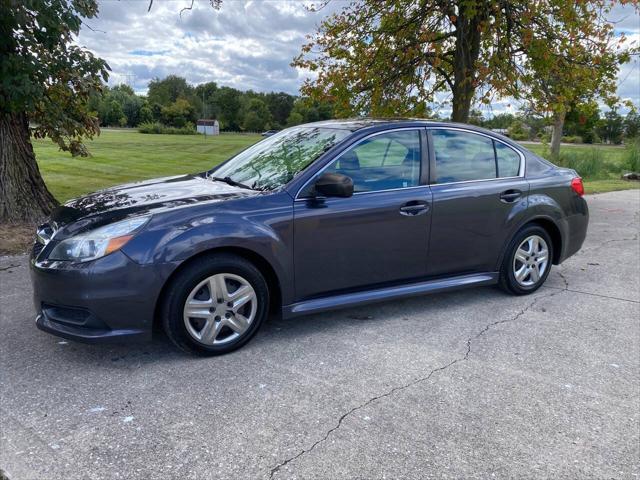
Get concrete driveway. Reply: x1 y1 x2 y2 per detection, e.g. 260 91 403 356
1 190 638 480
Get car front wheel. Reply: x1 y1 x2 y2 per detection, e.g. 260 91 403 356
499 225 553 295
161 253 269 355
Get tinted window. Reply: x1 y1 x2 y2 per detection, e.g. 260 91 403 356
495 142 521 177
326 130 421 192
432 130 496 183
213 127 350 191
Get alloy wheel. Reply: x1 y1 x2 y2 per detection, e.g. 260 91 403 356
183 273 257 345
512 235 549 287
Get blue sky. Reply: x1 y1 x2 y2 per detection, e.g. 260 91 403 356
78 1 639 117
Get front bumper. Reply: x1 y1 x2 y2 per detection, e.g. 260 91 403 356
30 250 177 343
35 311 148 343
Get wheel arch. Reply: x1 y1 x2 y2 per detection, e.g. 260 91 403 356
497 216 564 270
527 218 563 264
153 246 283 332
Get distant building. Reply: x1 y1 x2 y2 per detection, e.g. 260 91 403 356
197 119 219 135
491 128 509 136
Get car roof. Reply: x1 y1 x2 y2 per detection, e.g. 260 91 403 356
300 118 427 131
302 118 490 133
300 118 523 150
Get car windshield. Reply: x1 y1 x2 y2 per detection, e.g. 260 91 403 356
211 127 351 191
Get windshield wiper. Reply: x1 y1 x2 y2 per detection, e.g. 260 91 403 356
209 176 257 191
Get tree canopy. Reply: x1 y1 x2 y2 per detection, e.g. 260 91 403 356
1 0 110 222
293 0 635 127
91 75 334 132
513 1 636 155
1 0 110 155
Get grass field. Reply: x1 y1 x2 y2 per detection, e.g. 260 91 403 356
525 142 638 194
33 129 638 202
33 130 262 201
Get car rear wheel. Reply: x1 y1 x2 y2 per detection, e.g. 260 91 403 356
161 253 269 355
499 225 553 295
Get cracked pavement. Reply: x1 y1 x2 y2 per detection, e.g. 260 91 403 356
1 190 639 480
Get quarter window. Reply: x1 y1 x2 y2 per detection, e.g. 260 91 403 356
495 141 521 177
325 130 421 192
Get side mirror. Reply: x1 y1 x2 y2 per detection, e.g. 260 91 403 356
314 173 354 198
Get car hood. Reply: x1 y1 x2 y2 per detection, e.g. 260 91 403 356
48 174 261 236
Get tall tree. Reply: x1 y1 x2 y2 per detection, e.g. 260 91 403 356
624 109 640 139
147 75 195 107
242 98 272 131
264 92 295 127
1 0 109 223
564 102 601 144
515 1 635 157
597 109 625 144
212 87 243 130
194 81 219 119
293 0 634 127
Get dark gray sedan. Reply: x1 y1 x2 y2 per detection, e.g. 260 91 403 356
30 119 588 355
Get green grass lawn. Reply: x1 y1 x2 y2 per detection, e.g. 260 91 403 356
33 129 637 202
34 130 262 201
524 142 638 194
524 142 626 162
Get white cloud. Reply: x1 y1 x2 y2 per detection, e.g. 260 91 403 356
78 0 640 115
77 0 339 95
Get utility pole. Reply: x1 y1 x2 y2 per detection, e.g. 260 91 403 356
122 73 136 88
202 89 206 139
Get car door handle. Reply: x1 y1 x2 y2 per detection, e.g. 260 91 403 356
499 189 522 203
399 201 429 216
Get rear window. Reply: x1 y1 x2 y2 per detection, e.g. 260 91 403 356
432 129 521 183
432 130 495 183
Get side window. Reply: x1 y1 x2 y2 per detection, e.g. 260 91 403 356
432 130 496 183
495 142 521 177
326 130 421 192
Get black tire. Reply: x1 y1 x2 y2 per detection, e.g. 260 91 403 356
499 225 554 295
161 253 269 356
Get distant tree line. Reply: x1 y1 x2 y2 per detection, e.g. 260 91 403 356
88 75 335 132
467 104 640 145
88 76 638 144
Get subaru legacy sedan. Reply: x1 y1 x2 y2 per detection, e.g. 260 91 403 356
31 119 588 355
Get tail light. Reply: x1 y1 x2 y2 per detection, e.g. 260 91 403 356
571 177 584 197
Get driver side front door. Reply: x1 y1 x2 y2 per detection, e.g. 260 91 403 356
292 129 432 301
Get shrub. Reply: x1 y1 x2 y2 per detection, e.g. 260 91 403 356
539 132 551 143
551 148 608 179
582 129 600 144
138 121 163 134
562 135 582 144
138 121 196 135
507 120 528 140
173 122 196 135
621 138 640 172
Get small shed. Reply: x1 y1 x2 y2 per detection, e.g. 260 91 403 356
197 119 220 135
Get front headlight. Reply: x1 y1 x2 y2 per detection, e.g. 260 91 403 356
49 216 150 262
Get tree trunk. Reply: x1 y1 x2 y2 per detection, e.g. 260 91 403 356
550 109 566 159
451 7 484 123
0 112 58 223
451 82 474 123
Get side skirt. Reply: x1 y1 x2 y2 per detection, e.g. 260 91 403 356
282 272 499 319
